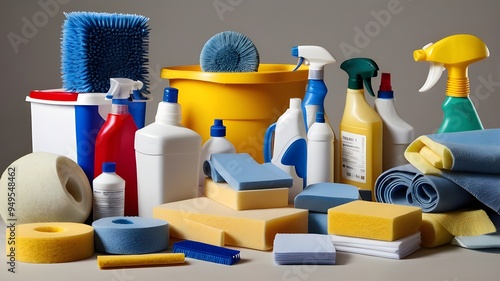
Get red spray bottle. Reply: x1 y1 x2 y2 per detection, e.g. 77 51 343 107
94 78 142 216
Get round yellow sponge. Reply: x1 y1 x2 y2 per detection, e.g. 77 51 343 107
11 222 94 263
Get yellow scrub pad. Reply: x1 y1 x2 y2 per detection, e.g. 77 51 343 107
12 222 94 263
420 209 496 248
204 179 289 210
153 197 308 250
97 253 185 269
327 200 422 241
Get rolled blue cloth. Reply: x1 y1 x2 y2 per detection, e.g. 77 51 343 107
375 164 477 213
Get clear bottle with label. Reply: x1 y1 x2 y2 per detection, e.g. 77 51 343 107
93 162 125 221
339 58 383 200
198 119 236 193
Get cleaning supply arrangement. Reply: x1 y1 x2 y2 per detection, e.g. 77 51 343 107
2 8 500 273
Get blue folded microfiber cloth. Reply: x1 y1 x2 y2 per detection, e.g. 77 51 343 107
401 129 500 214
405 128 500 174
375 164 477 213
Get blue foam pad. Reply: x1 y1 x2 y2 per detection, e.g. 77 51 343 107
209 153 293 190
294 183 360 213
92 216 169 254
308 211 328 234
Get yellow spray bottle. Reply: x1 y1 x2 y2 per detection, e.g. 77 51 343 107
413 34 490 133
339 58 382 200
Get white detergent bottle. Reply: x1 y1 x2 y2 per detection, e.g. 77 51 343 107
135 87 202 218
198 119 236 193
93 162 125 221
374 73 415 170
263 98 307 203
306 111 334 186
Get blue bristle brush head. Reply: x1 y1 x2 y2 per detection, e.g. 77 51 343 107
172 240 241 265
61 11 150 94
200 31 260 72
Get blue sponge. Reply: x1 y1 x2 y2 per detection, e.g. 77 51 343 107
294 182 360 213
207 153 293 190
200 31 259 72
92 216 168 254
308 212 328 234
61 12 150 93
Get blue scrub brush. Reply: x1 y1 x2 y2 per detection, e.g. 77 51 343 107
200 31 260 72
172 240 241 265
61 11 150 94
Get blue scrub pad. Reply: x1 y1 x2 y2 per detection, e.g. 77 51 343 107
308 212 328 234
208 153 293 190
200 31 259 72
61 12 150 93
93 216 169 254
294 183 360 213
273 233 336 265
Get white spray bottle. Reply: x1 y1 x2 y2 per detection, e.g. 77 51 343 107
291 45 336 131
263 98 307 203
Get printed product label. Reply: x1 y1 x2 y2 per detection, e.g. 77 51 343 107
341 131 366 183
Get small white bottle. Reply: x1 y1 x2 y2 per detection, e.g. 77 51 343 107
374 73 415 170
93 162 125 221
198 119 236 193
135 87 202 218
306 111 335 186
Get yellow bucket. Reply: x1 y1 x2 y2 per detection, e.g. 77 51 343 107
160 64 308 163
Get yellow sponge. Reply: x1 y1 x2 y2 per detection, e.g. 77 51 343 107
204 179 289 210
12 222 94 263
153 197 308 250
327 200 422 241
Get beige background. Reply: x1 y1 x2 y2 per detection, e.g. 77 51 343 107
1 0 499 170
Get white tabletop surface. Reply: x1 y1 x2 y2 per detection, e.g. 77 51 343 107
1 218 499 281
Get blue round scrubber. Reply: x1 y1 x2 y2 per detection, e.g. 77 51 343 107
200 31 260 72
92 216 169 254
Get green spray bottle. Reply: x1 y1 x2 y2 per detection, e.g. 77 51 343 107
339 58 382 200
413 34 490 133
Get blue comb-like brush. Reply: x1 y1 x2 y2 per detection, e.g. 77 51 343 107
61 11 150 94
200 31 259 72
172 240 241 265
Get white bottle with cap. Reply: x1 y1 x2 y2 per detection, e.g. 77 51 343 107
198 119 236 193
135 87 202 217
93 162 125 221
374 73 415 170
306 111 335 186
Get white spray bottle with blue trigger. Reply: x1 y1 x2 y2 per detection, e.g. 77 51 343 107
291 45 336 131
